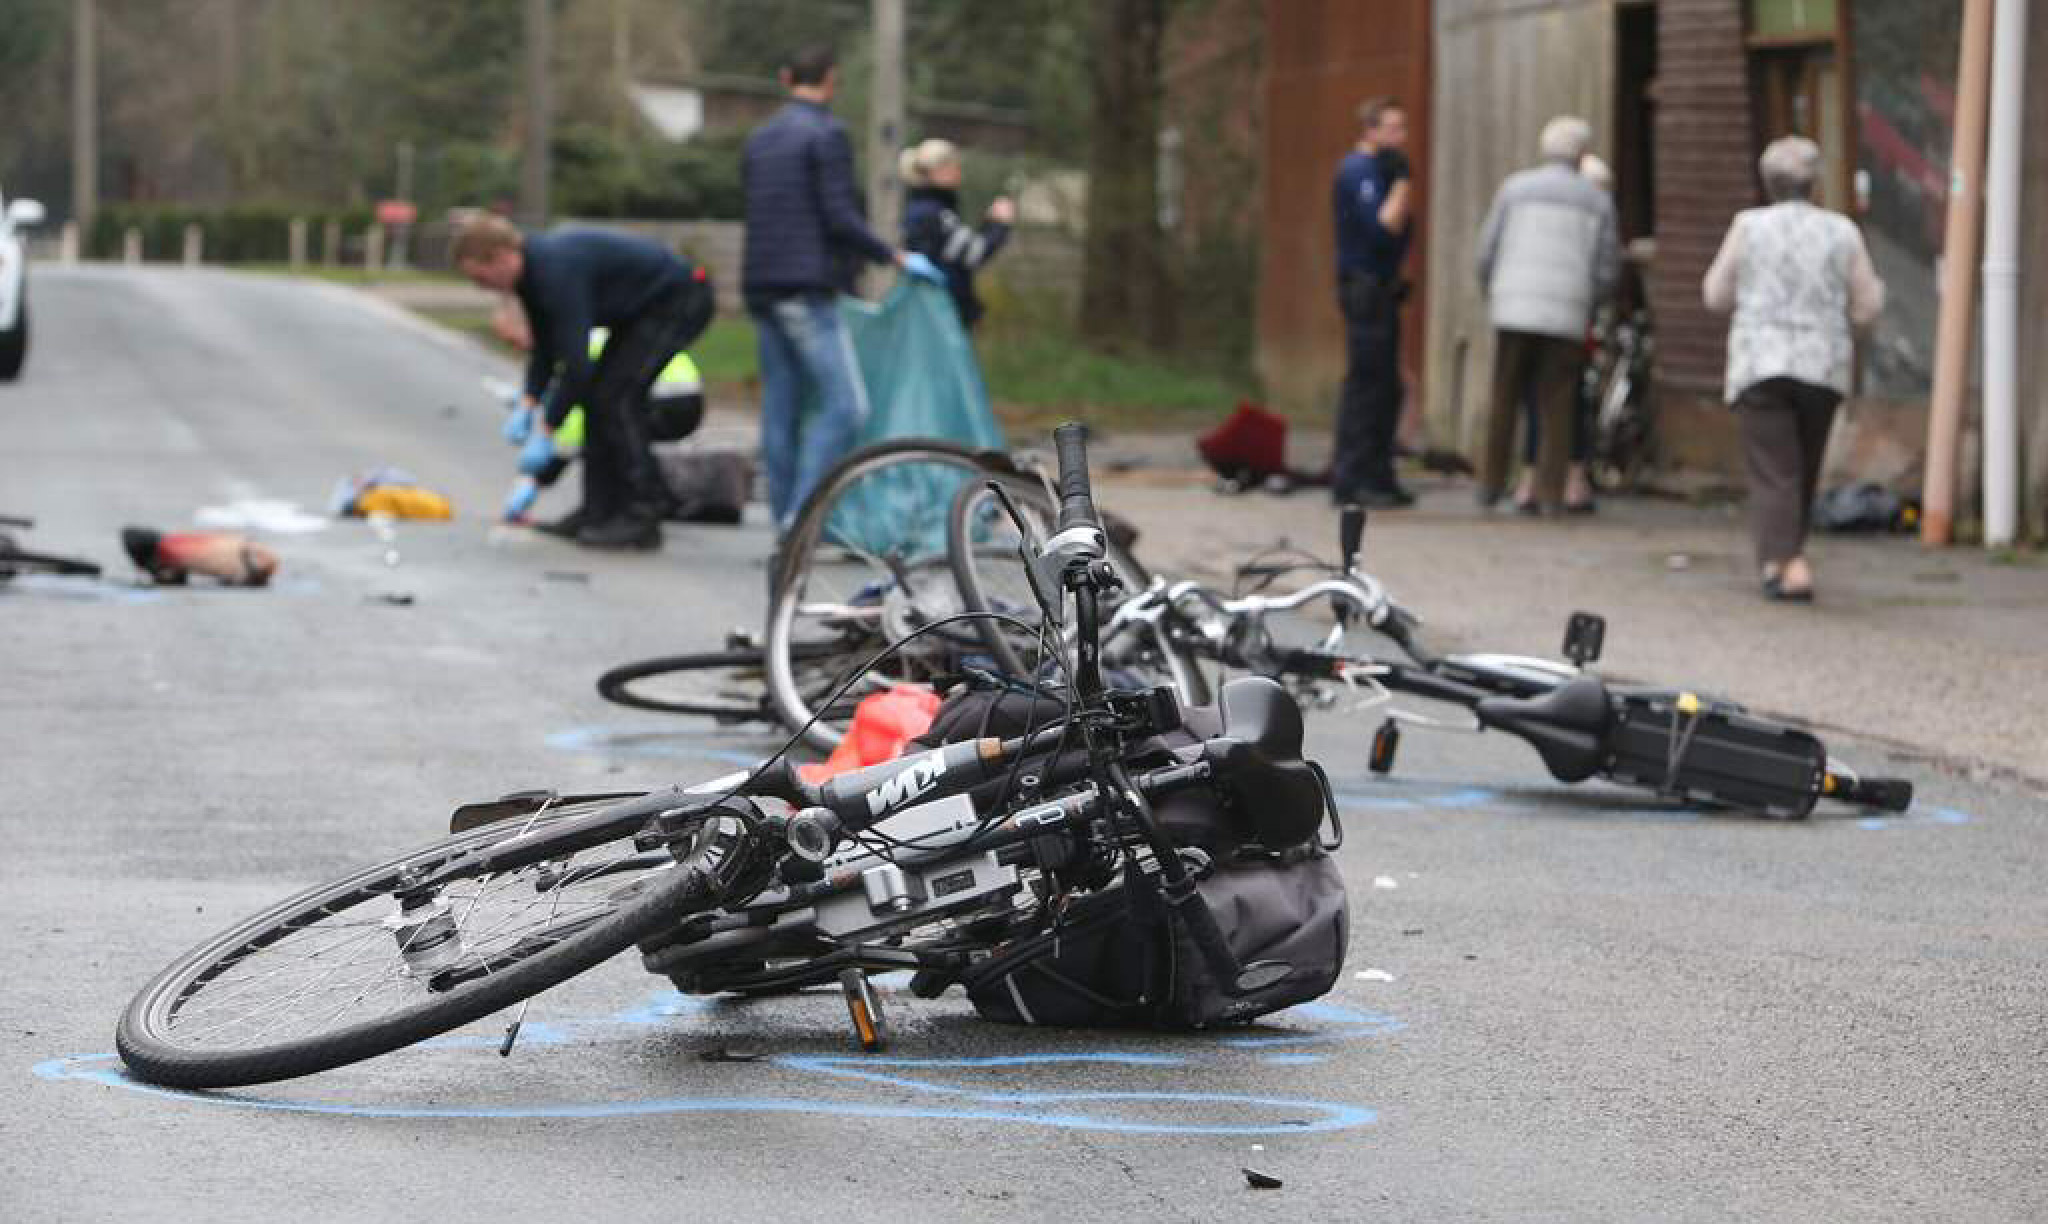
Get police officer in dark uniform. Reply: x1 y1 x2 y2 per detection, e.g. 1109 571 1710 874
1330 96 1415 508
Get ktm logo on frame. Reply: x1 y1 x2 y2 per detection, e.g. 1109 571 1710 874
865 756 948 819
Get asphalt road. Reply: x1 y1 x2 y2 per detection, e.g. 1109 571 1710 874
3 267 2043 1223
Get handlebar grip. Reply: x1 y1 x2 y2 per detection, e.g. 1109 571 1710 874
1831 773 1913 812
1338 503 1365 572
1052 422 1099 535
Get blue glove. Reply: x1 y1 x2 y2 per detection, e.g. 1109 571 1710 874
902 252 946 286
502 403 536 446
503 478 539 523
517 428 555 476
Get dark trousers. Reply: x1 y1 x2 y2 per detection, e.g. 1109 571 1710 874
581 278 716 523
1523 362 1593 465
1332 273 1403 499
1481 329 1583 506
1736 377 1840 566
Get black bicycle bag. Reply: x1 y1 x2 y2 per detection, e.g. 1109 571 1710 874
918 680 1351 1029
961 845 1348 1030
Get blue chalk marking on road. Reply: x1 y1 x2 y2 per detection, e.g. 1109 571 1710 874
545 724 771 768
33 1050 1371 1133
1331 776 1975 830
36 991 1387 1135
1221 1001 1404 1048
1856 805 1972 832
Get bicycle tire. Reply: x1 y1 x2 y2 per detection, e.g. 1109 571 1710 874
116 794 747 1089
765 437 1010 752
0 546 102 579
596 642 850 721
946 474 1200 699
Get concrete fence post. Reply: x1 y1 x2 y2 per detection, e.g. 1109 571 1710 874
363 224 384 274
59 221 79 264
288 217 307 270
122 227 141 264
321 218 339 266
182 223 202 267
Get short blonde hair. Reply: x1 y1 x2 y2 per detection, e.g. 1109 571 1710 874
449 212 523 266
897 139 959 188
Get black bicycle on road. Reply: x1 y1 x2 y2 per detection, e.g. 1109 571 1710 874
117 425 1345 1089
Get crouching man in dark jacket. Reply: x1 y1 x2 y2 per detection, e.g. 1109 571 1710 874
455 213 714 550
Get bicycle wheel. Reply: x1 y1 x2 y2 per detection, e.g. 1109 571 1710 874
765 438 1005 752
596 642 855 723
116 792 756 1089
947 475 1203 699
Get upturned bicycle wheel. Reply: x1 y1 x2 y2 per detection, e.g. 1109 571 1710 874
947 475 1202 699
764 438 1004 752
116 792 756 1089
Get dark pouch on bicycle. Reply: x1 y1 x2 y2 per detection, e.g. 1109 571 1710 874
962 848 1349 1030
1603 691 1826 818
961 878 1163 1026
1158 846 1349 1028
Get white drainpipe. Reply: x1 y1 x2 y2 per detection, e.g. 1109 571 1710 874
1982 0 2029 547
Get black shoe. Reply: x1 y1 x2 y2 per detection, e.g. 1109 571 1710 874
576 516 661 551
535 506 592 539
1357 485 1416 509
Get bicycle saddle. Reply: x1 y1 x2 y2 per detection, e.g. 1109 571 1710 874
1202 677 1326 849
1473 676 1613 783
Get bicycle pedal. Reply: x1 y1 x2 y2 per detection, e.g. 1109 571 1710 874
839 968 888 1052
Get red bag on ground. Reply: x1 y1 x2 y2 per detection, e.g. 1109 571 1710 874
1198 401 1289 483
797 685 942 784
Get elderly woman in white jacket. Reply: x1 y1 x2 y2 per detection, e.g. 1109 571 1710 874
1703 136 1885 602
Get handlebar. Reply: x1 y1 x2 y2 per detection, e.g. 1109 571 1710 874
1052 423 1098 536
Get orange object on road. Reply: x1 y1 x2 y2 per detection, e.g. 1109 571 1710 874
797 685 941 784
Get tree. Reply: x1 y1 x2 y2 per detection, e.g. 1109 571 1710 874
1078 0 1173 353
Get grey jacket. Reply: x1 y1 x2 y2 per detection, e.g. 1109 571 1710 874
1475 161 1620 340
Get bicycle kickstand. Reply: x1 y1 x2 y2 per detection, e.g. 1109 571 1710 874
839 968 889 1052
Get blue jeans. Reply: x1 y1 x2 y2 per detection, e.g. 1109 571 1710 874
749 291 870 531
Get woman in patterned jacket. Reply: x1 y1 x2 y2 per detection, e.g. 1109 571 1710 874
1703 136 1886 602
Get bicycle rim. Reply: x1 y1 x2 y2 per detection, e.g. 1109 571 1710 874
764 439 998 752
948 476 1199 699
596 643 846 722
116 794 747 1088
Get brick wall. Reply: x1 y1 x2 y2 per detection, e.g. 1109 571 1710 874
1256 0 1432 419
1649 0 1758 397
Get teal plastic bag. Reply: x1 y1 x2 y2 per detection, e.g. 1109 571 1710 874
822 281 1004 558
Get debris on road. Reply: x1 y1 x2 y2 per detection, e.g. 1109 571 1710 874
1372 875 1400 889
699 1046 767 1064
1242 1168 1284 1189
332 468 453 520
122 527 277 586
193 498 328 534
366 591 415 606
1354 968 1396 983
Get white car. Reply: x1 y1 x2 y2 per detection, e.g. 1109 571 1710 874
0 187 47 381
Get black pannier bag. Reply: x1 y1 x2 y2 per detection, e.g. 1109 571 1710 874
922 678 1351 1029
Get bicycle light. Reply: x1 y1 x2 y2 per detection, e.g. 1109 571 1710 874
786 806 844 863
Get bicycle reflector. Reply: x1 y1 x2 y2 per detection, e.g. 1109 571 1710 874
1370 720 1401 774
